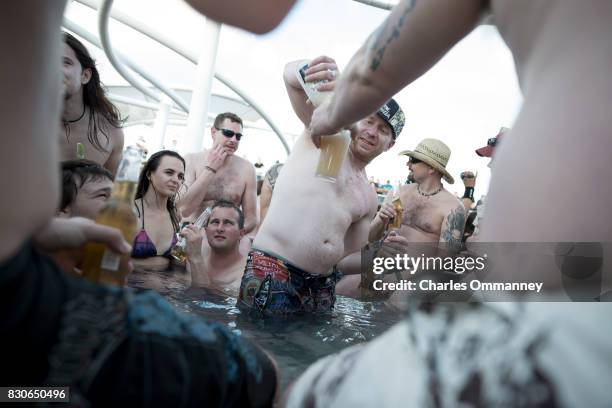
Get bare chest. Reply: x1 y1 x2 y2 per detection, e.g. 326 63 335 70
401 193 446 236
205 258 246 283
195 162 245 205
337 175 376 223
58 121 113 164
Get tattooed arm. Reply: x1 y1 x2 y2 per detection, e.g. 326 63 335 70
309 0 485 138
439 204 466 254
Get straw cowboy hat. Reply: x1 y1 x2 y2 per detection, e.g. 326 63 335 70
399 138 454 184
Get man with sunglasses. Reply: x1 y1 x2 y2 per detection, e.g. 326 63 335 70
179 112 258 235
361 138 466 301
237 55 405 315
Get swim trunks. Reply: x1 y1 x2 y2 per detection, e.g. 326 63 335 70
237 249 341 315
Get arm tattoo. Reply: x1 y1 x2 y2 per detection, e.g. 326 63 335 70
265 163 283 190
370 0 417 71
441 205 466 252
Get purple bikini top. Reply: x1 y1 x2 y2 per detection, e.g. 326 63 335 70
131 199 178 259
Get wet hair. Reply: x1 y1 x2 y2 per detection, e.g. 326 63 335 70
63 32 124 152
207 200 245 229
135 150 186 232
61 159 113 211
213 112 243 129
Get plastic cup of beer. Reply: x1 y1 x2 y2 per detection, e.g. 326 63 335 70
315 129 351 182
295 60 333 108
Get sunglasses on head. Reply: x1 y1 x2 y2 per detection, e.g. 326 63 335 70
408 157 422 164
215 127 243 141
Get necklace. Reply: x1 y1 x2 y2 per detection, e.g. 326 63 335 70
63 106 86 125
417 183 442 197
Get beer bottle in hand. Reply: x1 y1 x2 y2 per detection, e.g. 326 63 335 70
81 146 141 285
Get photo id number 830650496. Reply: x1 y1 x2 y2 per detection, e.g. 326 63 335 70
1 387 69 402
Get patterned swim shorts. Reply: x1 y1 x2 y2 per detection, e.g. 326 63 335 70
237 249 341 315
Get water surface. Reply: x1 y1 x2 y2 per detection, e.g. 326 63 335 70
128 268 402 387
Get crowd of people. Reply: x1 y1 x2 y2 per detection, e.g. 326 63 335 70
2 0 611 406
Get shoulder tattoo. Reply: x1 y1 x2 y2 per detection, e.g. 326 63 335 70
441 205 466 252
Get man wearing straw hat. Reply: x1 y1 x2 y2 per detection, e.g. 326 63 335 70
369 138 466 252
335 138 466 300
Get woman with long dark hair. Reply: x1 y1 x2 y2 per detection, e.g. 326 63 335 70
60 32 125 177
130 150 185 272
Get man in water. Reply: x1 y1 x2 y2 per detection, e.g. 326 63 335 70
237 55 405 315
0 2 303 404
288 1 612 405
59 159 113 220
184 200 249 296
344 138 465 301
179 112 258 235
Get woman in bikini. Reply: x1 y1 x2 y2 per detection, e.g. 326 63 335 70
127 150 187 289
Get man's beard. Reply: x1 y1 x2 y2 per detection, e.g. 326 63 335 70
406 172 416 184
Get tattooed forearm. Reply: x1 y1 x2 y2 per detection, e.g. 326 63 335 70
441 205 466 252
370 0 417 71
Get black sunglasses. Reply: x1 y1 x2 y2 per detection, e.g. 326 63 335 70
408 157 422 164
487 137 497 147
215 127 243 141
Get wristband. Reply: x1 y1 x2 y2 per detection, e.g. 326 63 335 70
463 187 474 201
204 165 217 174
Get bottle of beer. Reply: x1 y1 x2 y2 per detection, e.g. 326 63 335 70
80 146 141 285
170 206 211 263
76 142 86 159
389 196 404 230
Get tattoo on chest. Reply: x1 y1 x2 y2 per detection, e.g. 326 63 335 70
370 0 417 71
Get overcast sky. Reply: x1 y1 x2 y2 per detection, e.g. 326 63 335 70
65 0 523 196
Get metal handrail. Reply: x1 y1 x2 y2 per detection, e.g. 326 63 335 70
97 0 190 112
124 118 188 128
107 93 187 116
75 0 290 154
64 19 189 114
352 0 396 10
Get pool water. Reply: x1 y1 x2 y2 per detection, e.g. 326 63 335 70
127 268 403 387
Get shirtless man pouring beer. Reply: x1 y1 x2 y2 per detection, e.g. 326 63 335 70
237 56 405 315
